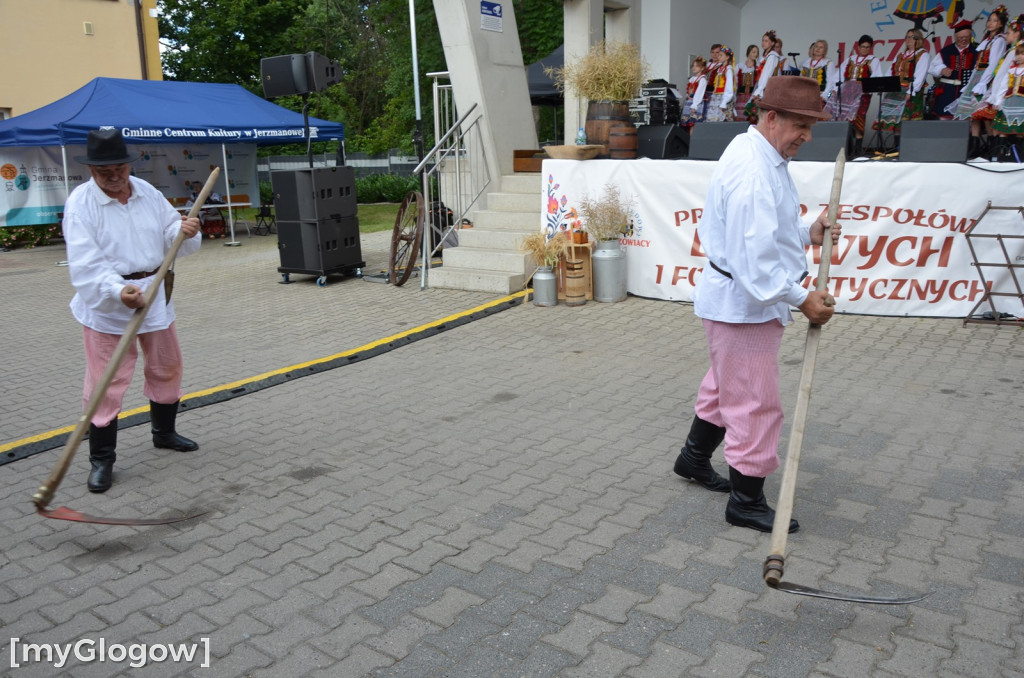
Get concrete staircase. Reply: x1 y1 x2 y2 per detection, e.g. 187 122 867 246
428 173 543 293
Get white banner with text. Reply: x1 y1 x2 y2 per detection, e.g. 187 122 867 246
541 158 1024 318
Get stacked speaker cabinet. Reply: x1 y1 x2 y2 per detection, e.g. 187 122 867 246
272 166 364 284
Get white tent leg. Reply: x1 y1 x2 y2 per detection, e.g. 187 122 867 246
222 143 241 247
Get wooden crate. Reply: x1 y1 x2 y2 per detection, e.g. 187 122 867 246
557 243 593 301
513 149 545 173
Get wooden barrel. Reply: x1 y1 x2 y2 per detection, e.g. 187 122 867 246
585 101 631 159
608 124 638 159
565 259 586 306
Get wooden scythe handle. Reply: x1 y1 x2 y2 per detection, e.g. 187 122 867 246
764 149 845 586
32 167 222 510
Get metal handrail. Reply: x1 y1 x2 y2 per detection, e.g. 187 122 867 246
413 103 478 175
415 75 491 289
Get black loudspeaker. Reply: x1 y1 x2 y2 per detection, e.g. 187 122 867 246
898 120 969 162
688 122 748 160
636 125 690 159
261 52 341 98
797 122 853 161
271 167 357 222
305 51 341 91
261 55 310 98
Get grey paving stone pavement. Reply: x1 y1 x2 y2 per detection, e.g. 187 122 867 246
0 229 1021 677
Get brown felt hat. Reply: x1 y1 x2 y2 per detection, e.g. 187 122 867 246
75 128 135 166
758 76 831 120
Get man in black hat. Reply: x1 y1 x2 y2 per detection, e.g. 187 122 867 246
63 128 203 493
673 77 841 533
928 20 977 118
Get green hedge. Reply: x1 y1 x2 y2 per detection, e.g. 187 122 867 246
260 173 418 206
355 174 420 203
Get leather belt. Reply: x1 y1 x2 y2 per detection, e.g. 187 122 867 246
708 261 809 284
123 268 159 280
708 260 734 279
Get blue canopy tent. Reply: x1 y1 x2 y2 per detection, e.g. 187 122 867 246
0 77 344 238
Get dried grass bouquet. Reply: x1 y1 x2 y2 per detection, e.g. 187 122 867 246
519 230 571 269
578 183 635 242
545 41 650 102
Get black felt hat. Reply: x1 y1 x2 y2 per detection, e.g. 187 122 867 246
75 128 134 166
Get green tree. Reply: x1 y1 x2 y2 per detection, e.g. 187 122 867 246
156 0 561 154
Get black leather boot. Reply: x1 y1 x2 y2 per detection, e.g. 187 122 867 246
994 137 1015 162
968 135 983 159
150 400 198 452
673 416 730 492
725 466 798 533
87 422 117 493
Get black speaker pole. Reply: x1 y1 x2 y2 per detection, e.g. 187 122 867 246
302 93 313 169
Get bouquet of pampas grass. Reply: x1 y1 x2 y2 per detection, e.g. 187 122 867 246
545 41 650 102
519 230 571 269
579 183 635 242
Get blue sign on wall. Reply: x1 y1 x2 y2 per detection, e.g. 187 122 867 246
481 1 502 32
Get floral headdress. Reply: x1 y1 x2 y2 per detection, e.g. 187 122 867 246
990 4 1010 31
1009 13 1024 33
720 46 734 65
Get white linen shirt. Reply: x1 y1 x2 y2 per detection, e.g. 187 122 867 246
64 175 201 334
692 126 812 326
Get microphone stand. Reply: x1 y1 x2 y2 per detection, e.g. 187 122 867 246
787 52 801 75
836 47 845 122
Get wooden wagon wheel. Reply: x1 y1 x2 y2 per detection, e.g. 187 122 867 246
389 190 424 286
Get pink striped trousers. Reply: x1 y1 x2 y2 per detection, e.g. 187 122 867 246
82 324 184 427
694 318 785 477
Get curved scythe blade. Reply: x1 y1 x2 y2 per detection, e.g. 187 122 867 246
769 580 930 605
37 505 205 526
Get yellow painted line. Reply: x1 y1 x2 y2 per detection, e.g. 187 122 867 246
0 291 527 455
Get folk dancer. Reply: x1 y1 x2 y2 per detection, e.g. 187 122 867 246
874 28 930 141
683 57 710 127
975 17 1024 160
735 44 760 119
951 5 1008 157
928 20 977 119
745 30 783 123
800 39 840 104
828 35 884 154
988 43 1024 161
707 46 736 121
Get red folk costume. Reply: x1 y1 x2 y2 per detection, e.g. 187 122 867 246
876 47 929 130
991 63 1024 134
706 49 735 122
824 52 881 133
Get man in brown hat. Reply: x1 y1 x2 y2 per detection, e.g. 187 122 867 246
673 76 841 533
63 128 203 493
